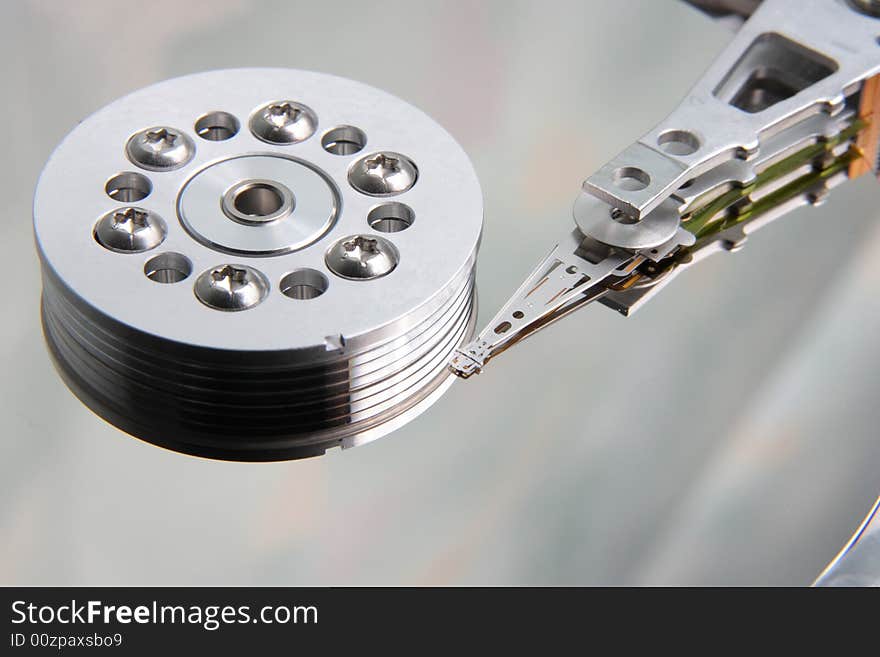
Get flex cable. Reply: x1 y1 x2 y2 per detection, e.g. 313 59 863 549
683 120 864 239
616 148 856 288
850 71 880 179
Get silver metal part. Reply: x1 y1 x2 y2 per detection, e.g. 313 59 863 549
248 101 318 145
126 126 196 171
178 154 339 256
94 207 166 253
325 235 399 280
322 125 367 156
584 0 880 222
221 178 295 225
449 0 880 583
574 194 681 249
453 0 880 378
450 228 633 377
35 68 482 461
195 111 240 142
815 495 880 586
194 264 270 311
348 152 418 196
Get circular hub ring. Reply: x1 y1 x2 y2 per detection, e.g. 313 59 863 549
179 155 339 256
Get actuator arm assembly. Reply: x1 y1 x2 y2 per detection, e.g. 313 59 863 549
451 0 880 378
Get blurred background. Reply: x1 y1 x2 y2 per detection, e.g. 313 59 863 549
2 0 879 585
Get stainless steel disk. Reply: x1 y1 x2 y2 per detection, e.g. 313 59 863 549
34 68 483 461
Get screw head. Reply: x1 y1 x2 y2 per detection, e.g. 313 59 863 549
126 126 195 171
325 234 399 280
94 207 166 253
249 101 318 144
194 264 269 311
348 152 418 196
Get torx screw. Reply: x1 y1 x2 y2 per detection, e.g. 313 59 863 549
325 234 399 280
125 126 195 171
194 264 269 311
249 100 318 144
94 207 166 253
348 151 418 196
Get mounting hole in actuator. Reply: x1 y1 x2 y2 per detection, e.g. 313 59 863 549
612 166 650 191
657 129 700 156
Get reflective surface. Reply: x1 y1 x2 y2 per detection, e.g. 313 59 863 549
816 496 880 586
3 0 880 585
